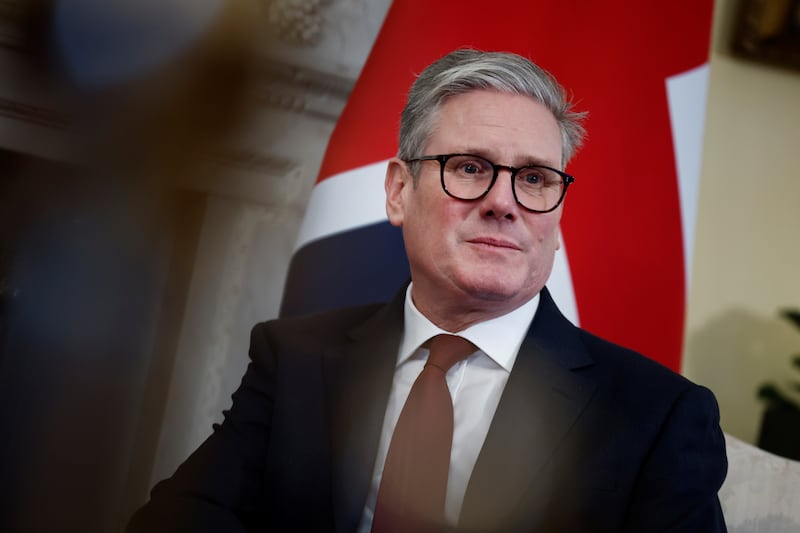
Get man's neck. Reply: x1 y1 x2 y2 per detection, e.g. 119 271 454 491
399 283 540 372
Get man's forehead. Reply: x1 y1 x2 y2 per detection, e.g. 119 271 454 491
425 90 563 166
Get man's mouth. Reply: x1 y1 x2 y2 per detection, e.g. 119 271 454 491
467 237 521 251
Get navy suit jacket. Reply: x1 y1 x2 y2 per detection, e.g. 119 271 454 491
129 287 727 532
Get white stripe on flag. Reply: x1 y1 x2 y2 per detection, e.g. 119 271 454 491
665 63 710 292
549 240 580 326
294 159 391 252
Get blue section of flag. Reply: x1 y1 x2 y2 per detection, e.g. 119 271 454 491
280 222 410 318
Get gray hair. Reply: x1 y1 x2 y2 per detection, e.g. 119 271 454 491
399 48 586 174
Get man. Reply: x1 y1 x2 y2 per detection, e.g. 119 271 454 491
129 49 727 532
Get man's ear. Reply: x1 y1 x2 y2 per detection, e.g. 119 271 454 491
385 157 410 227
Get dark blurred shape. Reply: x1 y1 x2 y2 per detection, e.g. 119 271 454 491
757 382 800 461
756 309 800 461
784 309 800 329
0 1 260 531
732 0 800 72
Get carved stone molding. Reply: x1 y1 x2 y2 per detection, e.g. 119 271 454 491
265 0 331 46
210 147 296 175
256 0 391 81
254 58 352 121
0 0 387 207
0 52 345 185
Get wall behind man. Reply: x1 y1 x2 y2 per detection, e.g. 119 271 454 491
683 0 800 444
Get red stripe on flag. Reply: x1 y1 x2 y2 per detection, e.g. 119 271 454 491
313 0 714 371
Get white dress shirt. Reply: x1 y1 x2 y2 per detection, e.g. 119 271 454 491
357 284 539 531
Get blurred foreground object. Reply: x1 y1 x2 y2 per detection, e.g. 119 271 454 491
0 1 260 532
52 0 259 177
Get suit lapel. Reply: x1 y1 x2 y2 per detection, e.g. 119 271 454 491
324 294 404 533
459 288 596 531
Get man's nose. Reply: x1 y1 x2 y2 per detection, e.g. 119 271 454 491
480 169 518 220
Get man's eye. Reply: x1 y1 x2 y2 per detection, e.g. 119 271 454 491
522 172 541 184
462 163 481 174
448 156 491 177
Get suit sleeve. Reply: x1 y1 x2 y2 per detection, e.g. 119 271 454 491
127 323 277 533
623 384 728 532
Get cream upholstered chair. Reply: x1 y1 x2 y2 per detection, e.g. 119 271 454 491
720 433 800 532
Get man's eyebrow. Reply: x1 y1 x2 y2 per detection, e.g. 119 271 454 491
455 148 559 168
445 147 488 157
520 156 559 168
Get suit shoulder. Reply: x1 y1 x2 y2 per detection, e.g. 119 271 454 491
572 328 722 445
249 302 388 351
576 327 697 392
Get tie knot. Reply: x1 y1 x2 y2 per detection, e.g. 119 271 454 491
425 334 476 373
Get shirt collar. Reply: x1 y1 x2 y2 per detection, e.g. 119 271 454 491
399 283 540 372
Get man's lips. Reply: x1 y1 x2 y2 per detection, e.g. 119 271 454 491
467 237 522 250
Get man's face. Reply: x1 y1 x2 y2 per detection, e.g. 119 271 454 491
386 89 565 324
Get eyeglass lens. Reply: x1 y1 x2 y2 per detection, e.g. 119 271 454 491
442 154 565 212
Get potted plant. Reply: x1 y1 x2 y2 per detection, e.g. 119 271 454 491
757 310 800 461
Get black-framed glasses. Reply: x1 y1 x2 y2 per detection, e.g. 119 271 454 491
405 153 575 213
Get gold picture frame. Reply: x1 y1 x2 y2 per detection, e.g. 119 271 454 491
733 0 800 70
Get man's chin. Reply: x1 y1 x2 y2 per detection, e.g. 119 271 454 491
458 279 532 305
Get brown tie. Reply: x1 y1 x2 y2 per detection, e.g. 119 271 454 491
372 334 477 533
